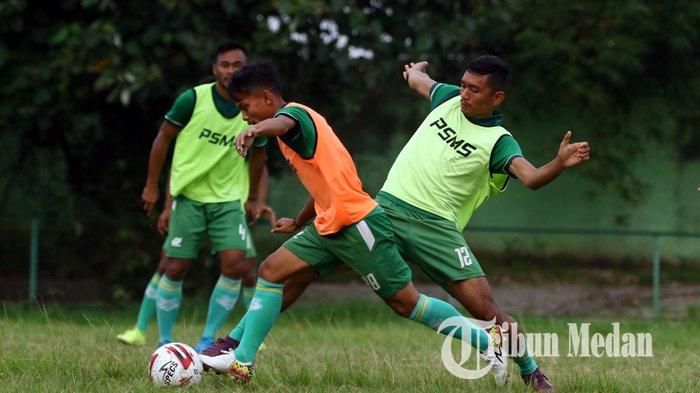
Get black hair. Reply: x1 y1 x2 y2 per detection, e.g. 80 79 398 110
227 62 282 99
465 55 508 91
213 43 248 63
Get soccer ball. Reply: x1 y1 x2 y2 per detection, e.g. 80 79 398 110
148 343 203 387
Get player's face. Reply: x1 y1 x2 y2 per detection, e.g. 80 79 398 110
212 49 247 88
235 91 276 125
459 71 504 118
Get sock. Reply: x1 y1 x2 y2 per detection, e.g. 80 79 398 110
201 275 241 339
233 278 283 363
134 272 161 332
228 312 248 341
155 276 183 342
409 294 490 351
513 346 538 375
240 285 256 310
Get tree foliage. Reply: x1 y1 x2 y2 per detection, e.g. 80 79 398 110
2 0 699 218
2 0 699 298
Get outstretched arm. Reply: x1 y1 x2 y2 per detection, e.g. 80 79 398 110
508 131 590 190
402 61 437 100
142 121 179 215
235 116 296 157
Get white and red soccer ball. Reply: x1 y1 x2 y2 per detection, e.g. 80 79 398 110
148 343 203 387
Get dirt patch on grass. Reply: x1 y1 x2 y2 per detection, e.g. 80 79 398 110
296 280 700 319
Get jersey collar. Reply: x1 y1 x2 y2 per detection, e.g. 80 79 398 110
465 111 503 127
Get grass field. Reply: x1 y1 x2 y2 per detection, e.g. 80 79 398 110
1 300 698 393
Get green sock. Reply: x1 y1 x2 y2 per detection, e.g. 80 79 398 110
513 345 538 375
202 275 241 339
409 294 490 351
155 276 183 342
240 285 256 310
233 278 283 363
228 312 248 341
135 272 161 332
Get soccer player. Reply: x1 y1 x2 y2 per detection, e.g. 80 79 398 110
283 56 588 391
377 56 588 391
140 43 268 350
116 170 274 348
198 62 506 383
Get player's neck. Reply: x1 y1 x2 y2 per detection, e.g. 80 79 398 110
214 83 233 101
274 97 287 111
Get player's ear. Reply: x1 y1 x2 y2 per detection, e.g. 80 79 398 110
492 90 505 107
262 89 274 105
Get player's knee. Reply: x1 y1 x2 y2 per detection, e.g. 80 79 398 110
164 260 188 281
258 260 281 282
220 265 242 279
241 267 257 286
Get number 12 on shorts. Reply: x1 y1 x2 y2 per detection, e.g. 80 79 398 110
454 246 472 268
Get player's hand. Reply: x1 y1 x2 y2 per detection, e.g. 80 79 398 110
156 208 170 235
141 184 159 216
271 217 298 234
403 61 429 81
249 204 277 226
557 131 590 168
244 198 262 222
235 128 256 157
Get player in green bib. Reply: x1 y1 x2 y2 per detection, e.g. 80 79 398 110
128 43 270 351
272 56 590 391
378 55 589 391
387 56 589 391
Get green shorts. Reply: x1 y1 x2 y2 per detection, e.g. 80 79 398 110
376 192 485 289
283 206 412 299
164 195 254 259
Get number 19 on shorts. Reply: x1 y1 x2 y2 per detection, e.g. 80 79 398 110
454 246 472 268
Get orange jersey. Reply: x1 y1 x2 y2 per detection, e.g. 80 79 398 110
276 102 377 235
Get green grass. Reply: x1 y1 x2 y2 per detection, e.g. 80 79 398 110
1 300 699 392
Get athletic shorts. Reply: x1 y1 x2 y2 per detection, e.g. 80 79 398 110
164 195 254 259
376 192 485 288
283 206 412 299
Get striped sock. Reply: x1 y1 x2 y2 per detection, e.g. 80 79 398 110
513 347 538 375
228 313 248 341
409 294 490 351
233 278 283 363
240 285 256 310
135 272 161 332
155 276 183 342
201 275 241 339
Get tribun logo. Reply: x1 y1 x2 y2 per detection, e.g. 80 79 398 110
430 117 477 157
198 128 235 147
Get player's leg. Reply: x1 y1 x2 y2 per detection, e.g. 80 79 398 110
200 224 338 380
156 257 191 346
156 196 206 347
379 193 547 389
239 236 259 311
196 201 251 351
239 257 257 310
329 209 492 353
448 278 553 390
117 249 169 345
